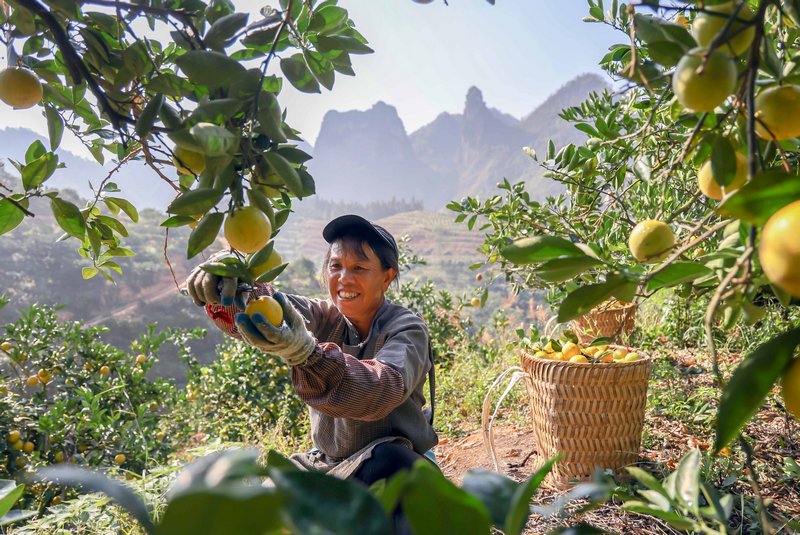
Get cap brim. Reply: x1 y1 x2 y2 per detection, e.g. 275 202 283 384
322 214 395 252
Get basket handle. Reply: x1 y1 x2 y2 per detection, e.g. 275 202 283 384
481 366 530 472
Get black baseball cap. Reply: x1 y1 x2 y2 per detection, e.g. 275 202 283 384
322 214 398 255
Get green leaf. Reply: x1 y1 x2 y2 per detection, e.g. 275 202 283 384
160 488 284 535
135 93 163 140
269 469 392 534
626 467 669 499
190 98 243 124
0 196 28 236
710 136 736 188
50 197 86 239
557 278 628 323
646 40 685 67
25 139 46 163
266 449 300 472
646 262 712 292
160 215 198 228
0 481 24 520
204 12 249 50
33 465 155 532
621 503 697 530
104 197 139 222
304 49 335 90
82 267 99 279
200 261 249 279
280 54 321 94
187 212 224 259
402 461 491 535
501 236 586 264
309 5 348 34
0 508 36 526
45 105 64 150
504 456 558 535
461 469 518 529
253 262 288 283
188 123 238 157
176 50 246 88
264 150 304 197
534 256 601 282
21 152 57 191
167 188 224 216
672 449 700 510
256 91 287 143
316 35 374 54
717 170 800 224
715 327 800 452
246 189 276 228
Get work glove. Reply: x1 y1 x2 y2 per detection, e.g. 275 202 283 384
235 292 316 366
185 253 249 309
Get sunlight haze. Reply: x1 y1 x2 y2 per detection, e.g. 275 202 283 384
0 1 620 154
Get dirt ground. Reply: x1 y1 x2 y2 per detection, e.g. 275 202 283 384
431 349 800 534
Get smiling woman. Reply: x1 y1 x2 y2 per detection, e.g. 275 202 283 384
185 213 437 533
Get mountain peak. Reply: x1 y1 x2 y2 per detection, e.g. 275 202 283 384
464 86 488 117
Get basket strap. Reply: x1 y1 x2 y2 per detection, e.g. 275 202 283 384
481 366 528 473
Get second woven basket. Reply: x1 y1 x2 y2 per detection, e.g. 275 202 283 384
521 349 653 486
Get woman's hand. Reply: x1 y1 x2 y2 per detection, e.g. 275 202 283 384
235 293 316 366
185 254 248 308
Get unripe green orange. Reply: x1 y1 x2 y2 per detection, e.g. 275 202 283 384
245 296 284 326
224 206 272 254
629 220 675 263
692 2 756 57
173 147 206 176
672 47 737 112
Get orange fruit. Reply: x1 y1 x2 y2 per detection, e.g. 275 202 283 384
672 47 737 112
781 358 800 419
629 220 675 263
0 67 43 109
692 2 755 57
754 85 800 141
135 354 147 365
224 206 272 254
99 365 111 375
697 152 749 200
114 453 126 465
759 200 800 297
249 250 283 278
26 375 39 387
245 296 284 326
173 147 206 176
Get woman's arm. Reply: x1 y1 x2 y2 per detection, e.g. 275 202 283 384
292 318 429 421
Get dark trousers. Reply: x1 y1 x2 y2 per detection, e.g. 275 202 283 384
352 442 431 534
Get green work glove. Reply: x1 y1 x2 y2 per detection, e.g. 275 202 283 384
185 253 247 308
235 293 316 366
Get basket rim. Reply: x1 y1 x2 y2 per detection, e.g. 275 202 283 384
520 346 652 367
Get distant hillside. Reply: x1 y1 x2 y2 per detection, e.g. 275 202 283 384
308 102 457 209
2 73 608 213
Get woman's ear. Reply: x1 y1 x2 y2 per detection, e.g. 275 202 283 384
383 268 398 291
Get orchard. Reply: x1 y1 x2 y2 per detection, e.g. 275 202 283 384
1 0 800 534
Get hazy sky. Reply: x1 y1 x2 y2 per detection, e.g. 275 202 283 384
0 1 621 154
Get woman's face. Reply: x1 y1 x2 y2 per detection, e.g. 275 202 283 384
326 240 396 327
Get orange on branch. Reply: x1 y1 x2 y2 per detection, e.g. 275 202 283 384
754 85 800 141
759 200 800 297
224 206 272 254
629 220 675 263
697 152 748 200
0 67 43 109
692 2 756 57
672 48 737 112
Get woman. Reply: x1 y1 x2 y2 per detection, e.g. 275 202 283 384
186 214 438 486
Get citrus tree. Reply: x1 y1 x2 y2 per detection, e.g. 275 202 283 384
451 1 799 531
0 0 370 281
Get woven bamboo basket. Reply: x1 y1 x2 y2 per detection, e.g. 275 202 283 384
521 348 653 486
571 301 637 345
